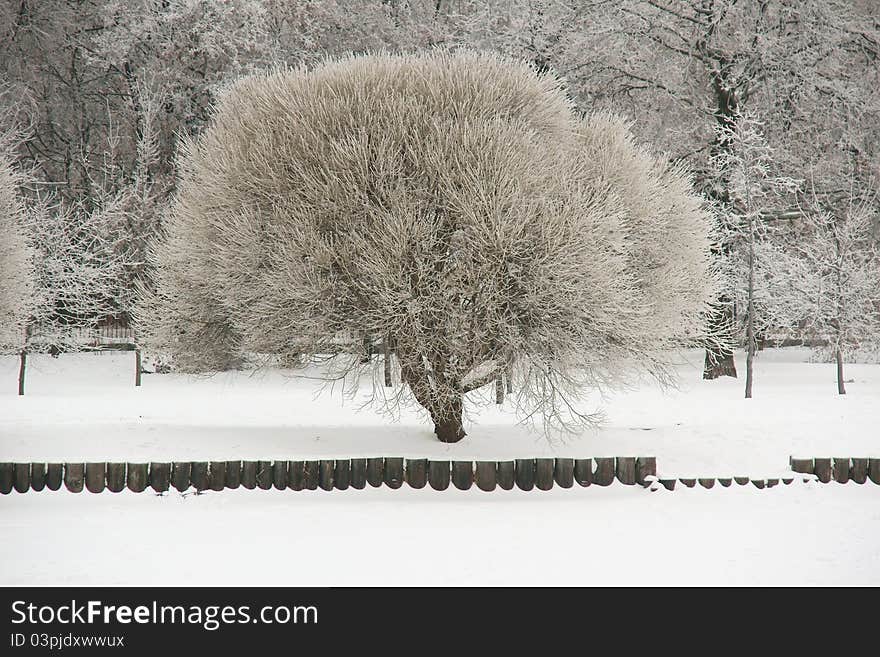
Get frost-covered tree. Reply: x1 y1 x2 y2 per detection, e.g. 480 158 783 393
0 150 35 354
796 181 880 394
141 51 717 442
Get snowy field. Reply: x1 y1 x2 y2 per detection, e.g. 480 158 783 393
1 348 879 586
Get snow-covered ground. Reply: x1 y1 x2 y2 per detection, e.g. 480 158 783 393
1 348 878 585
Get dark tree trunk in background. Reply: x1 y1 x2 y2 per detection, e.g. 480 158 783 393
836 348 846 395
432 394 466 443
704 303 737 379
18 350 26 396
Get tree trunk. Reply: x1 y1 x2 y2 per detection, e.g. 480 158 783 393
432 394 466 443
18 350 26 396
836 348 846 395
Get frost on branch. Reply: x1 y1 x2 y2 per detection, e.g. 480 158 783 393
140 50 718 441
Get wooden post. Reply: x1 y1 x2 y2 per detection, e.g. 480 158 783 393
64 463 85 493
534 458 554 491
0 463 14 494
150 462 170 493
698 478 715 489
225 461 242 489
428 460 450 491
384 458 404 489
832 457 850 484
30 463 46 492
554 458 574 489
497 461 515 490
789 457 814 475
475 462 497 492
813 458 832 483
405 459 427 489
240 461 257 490
718 478 732 487
273 461 288 490
85 462 106 494
256 461 273 489
335 459 351 490
107 463 126 492
734 476 750 486
209 461 227 491
615 457 636 486
635 457 656 486
46 463 63 491
574 459 593 487
659 479 676 491
868 458 880 485
366 458 384 488
350 459 367 490
303 461 319 490
766 478 779 488
752 479 766 489
127 463 148 493
288 461 305 491
679 478 696 488
514 459 535 491
135 349 142 387
452 461 474 490
190 462 209 491
592 458 615 486
319 460 335 491
13 463 30 493
18 350 26 396
850 458 868 484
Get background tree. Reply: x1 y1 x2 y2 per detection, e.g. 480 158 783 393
140 51 717 442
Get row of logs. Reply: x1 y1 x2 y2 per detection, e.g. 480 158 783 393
789 457 880 484
0 457 657 494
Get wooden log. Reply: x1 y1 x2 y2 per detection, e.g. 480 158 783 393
350 459 367 490
789 457 814 475
225 461 242 490
718 478 732 487
574 459 593 487
850 458 868 484
0 463 14 494
287 461 305 491
319 460 335 491
698 478 715 489
240 461 257 490
335 459 351 490
782 477 794 485
366 458 384 488
46 463 63 491
813 458 832 483
106 463 126 492
635 457 657 486
616 457 636 486
273 461 288 490
514 459 535 491
384 458 404 489
13 463 30 493
497 461 515 490
733 476 749 486
452 461 474 491
150 462 170 494
832 457 850 484
209 461 226 491
679 478 696 488
303 461 319 490
659 478 676 491
428 460 451 491
593 458 615 486
171 462 190 492
534 458 554 491
869 458 880 485
30 463 46 492
405 459 427 489
766 478 779 488
752 479 766 489
85 462 106 494
190 461 209 492
127 463 148 493
256 461 273 490
475 461 497 492
553 458 574 489
64 463 84 493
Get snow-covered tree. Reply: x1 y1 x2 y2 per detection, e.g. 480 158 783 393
796 180 880 394
141 51 717 441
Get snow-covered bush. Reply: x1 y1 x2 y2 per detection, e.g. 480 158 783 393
0 151 35 352
140 50 717 441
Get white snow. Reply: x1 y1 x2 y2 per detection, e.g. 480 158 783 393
1 347 878 585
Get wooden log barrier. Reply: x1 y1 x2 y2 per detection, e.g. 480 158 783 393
514 459 535 491
734 477 750 486
698 478 715 489
659 479 676 491
635 457 656 486
107 463 127 492
718 478 732 487
850 458 868 484
287 461 305 491
592 458 615 486
553 458 574 489
384 458 404 489
127 463 148 493
319 460 335 491
789 457 814 475
452 461 474 491
428 460 450 491
869 458 880 485
366 458 384 488
405 459 427 489
224 461 242 490
303 461 319 490
679 478 696 488
273 461 288 490
832 457 850 484
616 457 636 486
813 458 832 484
85 462 105 493
475 461 497 492
150 462 170 493
64 463 84 493
190 462 209 492
240 461 257 490
46 464 63 491
573 459 592 487
534 458 554 491
350 459 367 490
170 462 190 492
0 463 14 494
335 459 351 491
14 463 30 493
496 461 515 490
256 461 273 490
209 461 226 491
30 463 46 492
